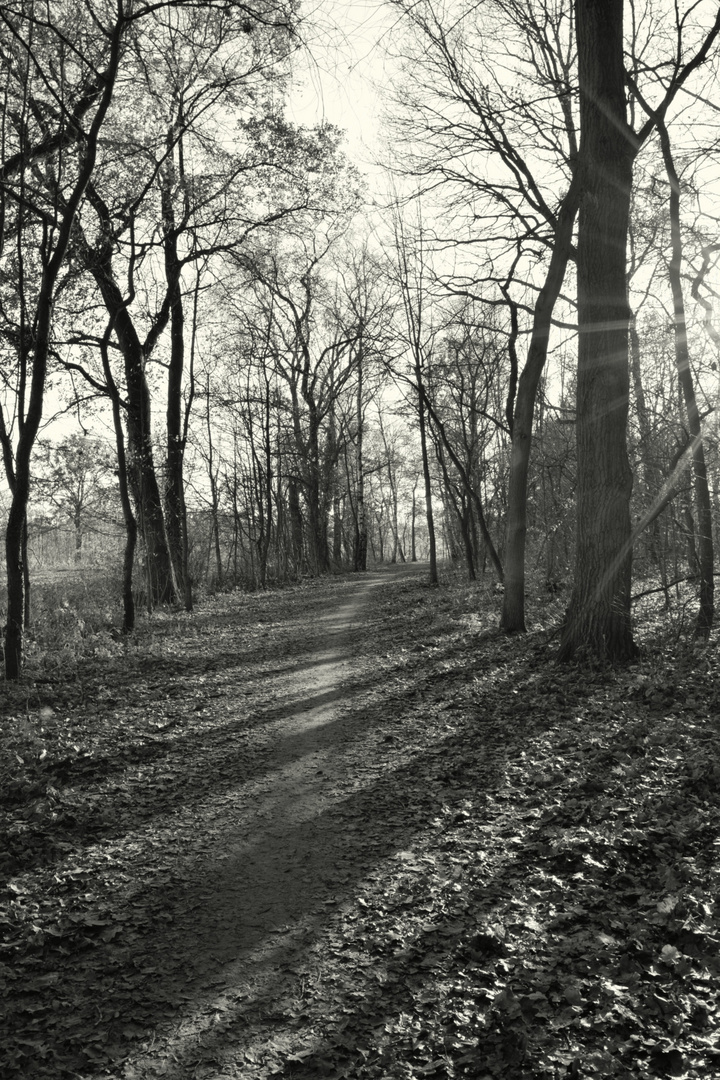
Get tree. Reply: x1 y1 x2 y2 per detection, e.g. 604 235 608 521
387 0 720 640
390 204 439 585
559 0 720 660
557 0 635 660
0 0 125 677
33 436 117 562
236 218 365 576
387 0 580 620
63 3 299 608
658 118 714 636
335 245 394 573
424 308 508 582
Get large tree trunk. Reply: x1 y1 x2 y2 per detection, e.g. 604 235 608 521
85 193 176 608
90 266 176 606
501 173 580 631
558 0 636 662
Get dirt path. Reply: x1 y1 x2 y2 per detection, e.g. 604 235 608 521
122 565 427 1078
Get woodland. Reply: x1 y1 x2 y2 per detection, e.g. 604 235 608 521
0 0 720 666
2 0 720 1077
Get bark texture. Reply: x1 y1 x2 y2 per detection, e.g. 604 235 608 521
558 0 636 661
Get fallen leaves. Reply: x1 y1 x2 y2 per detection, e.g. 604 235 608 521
1 570 720 1078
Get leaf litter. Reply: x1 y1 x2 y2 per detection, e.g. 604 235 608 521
1 567 720 1079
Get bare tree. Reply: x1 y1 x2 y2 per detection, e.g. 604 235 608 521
389 203 440 585
559 0 720 659
0 0 126 676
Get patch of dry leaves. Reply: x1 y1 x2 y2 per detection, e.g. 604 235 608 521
2 570 720 1079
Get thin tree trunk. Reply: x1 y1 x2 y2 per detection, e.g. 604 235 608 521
353 353 367 572
164 224 187 599
260 377 274 587
659 120 714 636
501 173 580 631
417 379 438 585
333 494 343 568
288 476 304 572
102 337 137 633
205 385 223 589
629 305 669 604
162 115 191 605
410 483 418 562
462 500 477 580
22 519 30 630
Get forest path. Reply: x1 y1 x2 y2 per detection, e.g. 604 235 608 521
124 562 432 1078
180 568 405 952
5 566 720 1079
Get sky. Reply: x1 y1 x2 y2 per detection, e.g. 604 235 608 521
286 0 399 173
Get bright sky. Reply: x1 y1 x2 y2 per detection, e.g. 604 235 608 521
287 0 399 171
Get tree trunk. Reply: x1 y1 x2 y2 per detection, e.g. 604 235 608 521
115 409 137 632
501 173 580 631
288 476 304 572
85 195 176 608
353 356 367 572
629 305 669 604
162 116 191 605
204 388 223 589
101 338 136 632
417 379 438 585
659 120 714 636
333 494 343 568
5 502 26 678
410 484 418 562
304 412 330 576
558 0 636 662
461 499 477 581
22 520 31 630
259 378 274 588
164 232 187 600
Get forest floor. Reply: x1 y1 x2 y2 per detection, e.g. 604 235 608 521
2 566 720 1080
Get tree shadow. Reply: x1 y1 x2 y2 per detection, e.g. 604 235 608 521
1 639 540 1077
6 568 713 1078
